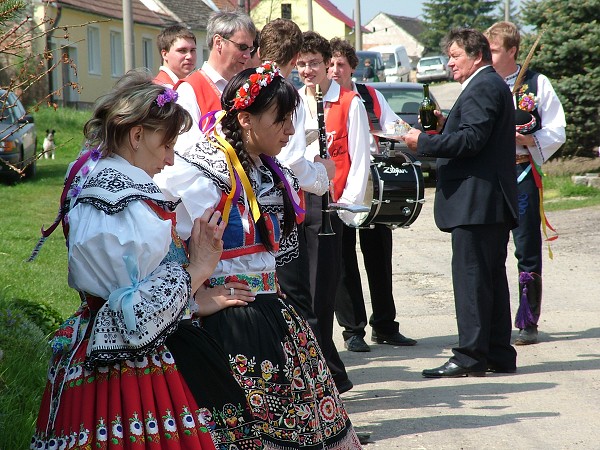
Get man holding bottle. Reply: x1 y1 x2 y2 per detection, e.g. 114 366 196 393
403 28 518 378
484 21 566 345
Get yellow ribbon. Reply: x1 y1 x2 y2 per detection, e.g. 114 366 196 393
209 111 261 224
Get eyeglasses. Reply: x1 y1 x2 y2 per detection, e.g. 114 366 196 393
296 60 324 70
219 35 255 53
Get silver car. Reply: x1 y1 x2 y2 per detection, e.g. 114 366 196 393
416 56 453 83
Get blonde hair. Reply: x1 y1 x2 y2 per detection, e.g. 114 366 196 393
485 21 521 60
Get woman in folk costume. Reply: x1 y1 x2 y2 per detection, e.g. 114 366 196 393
155 62 362 449
29 70 264 450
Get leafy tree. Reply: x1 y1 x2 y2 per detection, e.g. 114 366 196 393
520 0 600 157
421 0 501 54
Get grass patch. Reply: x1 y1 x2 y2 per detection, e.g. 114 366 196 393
543 174 600 211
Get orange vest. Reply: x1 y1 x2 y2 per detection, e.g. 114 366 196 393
153 70 174 86
175 70 222 115
326 88 359 201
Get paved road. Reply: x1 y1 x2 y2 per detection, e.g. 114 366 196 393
335 82 600 448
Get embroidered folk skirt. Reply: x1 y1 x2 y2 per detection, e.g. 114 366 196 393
32 316 263 449
201 293 363 450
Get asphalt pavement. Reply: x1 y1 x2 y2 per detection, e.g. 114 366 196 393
334 82 600 449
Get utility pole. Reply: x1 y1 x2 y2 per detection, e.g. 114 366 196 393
307 0 313 31
238 0 245 12
504 0 511 21
123 0 134 71
354 0 362 50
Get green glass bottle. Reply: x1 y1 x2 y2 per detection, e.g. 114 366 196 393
419 84 438 134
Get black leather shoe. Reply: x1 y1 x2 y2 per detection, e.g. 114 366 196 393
422 360 486 378
514 326 538 345
344 335 371 352
336 378 354 394
372 331 417 346
487 364 517 374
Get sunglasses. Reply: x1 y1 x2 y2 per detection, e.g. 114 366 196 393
219 35 255 53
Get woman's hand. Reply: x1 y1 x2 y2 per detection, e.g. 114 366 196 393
194 282 256 316
186 208 226 293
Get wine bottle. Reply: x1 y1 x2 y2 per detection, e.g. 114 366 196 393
419 84 438 134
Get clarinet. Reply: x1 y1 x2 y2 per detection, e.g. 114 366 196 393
315 84 335 236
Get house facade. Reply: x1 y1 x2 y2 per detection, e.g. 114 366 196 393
33 0 215 107
363 13 425 66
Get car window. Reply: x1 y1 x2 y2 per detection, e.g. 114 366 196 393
419 58 442 67
382 53 395 69
0 94 17 123
378 89 424 114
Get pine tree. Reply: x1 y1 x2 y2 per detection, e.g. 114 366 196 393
421 0 501 54
520 0 600 157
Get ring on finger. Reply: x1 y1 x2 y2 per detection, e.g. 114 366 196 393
230 287 235 296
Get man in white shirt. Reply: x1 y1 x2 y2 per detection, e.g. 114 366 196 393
296 31 371 393
328 37 417 353
154 25 197 87
485 21 566 345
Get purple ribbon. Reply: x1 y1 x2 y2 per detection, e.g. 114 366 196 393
260 155 305 216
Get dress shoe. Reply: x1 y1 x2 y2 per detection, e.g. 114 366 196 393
487 364 517 374
336 378 354 394
422 360 486 378
515 326 538 345
344 335 371 352
371 331 417 346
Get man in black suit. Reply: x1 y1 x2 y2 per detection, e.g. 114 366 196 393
403 28 518 377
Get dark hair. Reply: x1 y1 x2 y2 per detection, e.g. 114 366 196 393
83 69 192 157
300 31 332 63
219 67 300 247
443 28 492 63
330 37 359 69
156 25 196 54
259 19 303 66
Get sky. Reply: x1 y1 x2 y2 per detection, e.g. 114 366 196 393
331 0 524 25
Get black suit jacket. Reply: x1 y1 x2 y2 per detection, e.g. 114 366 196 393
417 66 518 231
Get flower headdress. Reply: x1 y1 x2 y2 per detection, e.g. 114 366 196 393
156 87 178 107
231 61 282 111
516 84 537 112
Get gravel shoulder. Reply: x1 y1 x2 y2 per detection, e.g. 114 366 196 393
335 188 600 449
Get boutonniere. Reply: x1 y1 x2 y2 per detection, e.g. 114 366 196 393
517 84 538 112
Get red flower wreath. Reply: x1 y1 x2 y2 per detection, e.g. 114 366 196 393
231 61 281 110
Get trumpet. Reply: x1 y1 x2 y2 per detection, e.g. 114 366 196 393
315 84 335 236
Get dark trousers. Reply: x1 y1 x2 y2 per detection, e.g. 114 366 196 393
450 223 517 371
303 193 350 385
276 222 323 343
512 162 543 322
335 224 399 341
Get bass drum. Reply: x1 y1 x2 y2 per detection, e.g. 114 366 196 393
341 152 425 228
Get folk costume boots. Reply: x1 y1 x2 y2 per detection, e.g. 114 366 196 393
514 272 542 345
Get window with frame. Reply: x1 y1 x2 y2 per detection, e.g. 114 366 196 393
281 3 291 19
87 26 101 74
142 37 154 71
110 30 124 77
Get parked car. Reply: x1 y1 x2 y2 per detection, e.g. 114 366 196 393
287 68 304 89
366 82 440 182
416 55 453 83
368 45 412 82
0 90 37 180
353 50 386 82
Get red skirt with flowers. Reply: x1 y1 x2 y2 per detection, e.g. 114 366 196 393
32 314 263 450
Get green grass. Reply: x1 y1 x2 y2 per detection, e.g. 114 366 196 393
543 175 600 211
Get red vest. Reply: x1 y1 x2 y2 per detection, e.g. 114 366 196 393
175 70 222 115
153 70 174 86
325 88 359 201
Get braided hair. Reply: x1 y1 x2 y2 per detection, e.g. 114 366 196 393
219 67 300 251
